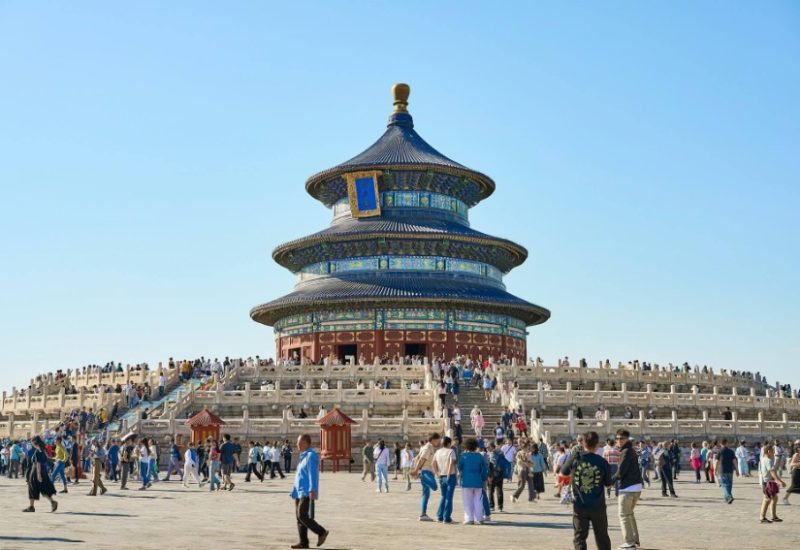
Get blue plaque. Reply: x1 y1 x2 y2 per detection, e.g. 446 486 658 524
345 170 382 218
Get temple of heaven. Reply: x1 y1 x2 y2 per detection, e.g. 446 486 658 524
250 84 550 364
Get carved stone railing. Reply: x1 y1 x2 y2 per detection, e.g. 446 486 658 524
101 409 447 442
511 382 797 413
530 410 800 441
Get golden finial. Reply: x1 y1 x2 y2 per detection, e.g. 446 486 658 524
392 83 410 112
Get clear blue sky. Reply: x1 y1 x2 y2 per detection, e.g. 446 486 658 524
1 2 798 392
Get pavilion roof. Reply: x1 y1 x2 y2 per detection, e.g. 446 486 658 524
317 407 357 426
185 408 225 427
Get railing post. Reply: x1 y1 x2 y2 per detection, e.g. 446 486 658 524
702 409 709 436
244 382 252 407
361 409 369 437
567 409 576 438
671 409 678 437
620 383 627 405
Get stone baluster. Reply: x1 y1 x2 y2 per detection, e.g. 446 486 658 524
671 409 679 436
242 408 250 436
281 408 290 436
620 383 627 404
537 381 544 406
361 409 369 437
244 382 252 407
757 411 765 438
565 382 573 405
567 409 576 437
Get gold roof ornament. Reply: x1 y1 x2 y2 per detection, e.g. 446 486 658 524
392 83 410 112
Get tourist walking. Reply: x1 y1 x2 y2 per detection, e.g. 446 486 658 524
654 442 677 497
163 438 183 482
283 440 293 473
220 434 237 491
410 432 441 521
432 436 456 522
735 441 751 477
361 441 375 482
690 442 702 483
400 442 414 491
511 444 534 504
183 442 204 488
270 442 286 479
138 438 151 490
714 438 739 504
561 431 612 550
88 439 108 496
530 443 546 498
207 440 222 491
290 434 329 549
457 437 488 525
119 435 136 490
758 444 785 523
613 429 643 550
781 441 800 505
374 440 391 493
50 436 69 493
23 436 58 513
245 441 263 482
488 443 506 510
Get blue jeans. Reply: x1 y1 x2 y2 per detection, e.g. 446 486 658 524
109 459 118 481
437 474 456 522
482 487 491 517
51 461 68 487
420 470 436 515
209 461 221 491
376 463 389 491
719 473 733 501
140 461 150 487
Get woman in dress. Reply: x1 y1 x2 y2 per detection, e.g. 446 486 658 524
24 436 58 512
780 441 800 505
758 444 785 523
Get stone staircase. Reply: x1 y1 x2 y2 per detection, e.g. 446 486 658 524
450 381 507 437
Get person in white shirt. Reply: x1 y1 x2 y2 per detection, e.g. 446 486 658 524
400 442 415 491
262 443 272 478
269 443 286 479
158 374 166 398
453 406 462 424
432 436 457 523
374 440 392 493
182 442 204 488
320 380 329 390
316 405 327 420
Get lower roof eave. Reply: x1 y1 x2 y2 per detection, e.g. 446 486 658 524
249 297 550 328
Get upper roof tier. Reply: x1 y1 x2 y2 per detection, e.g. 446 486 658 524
305 84 496 208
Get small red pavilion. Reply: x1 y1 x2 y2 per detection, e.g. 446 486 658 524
317 407 357 472
185 407 225 444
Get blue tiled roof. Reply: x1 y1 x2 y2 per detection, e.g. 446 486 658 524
272 216 528 272
250 274 550 326
305 112 495 205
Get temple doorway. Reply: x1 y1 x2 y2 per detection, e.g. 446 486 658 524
404 343 427 359
337 344 358 364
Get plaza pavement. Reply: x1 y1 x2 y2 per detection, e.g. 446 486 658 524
0 471 796 549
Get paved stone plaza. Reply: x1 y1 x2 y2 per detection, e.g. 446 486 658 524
0 471 795 549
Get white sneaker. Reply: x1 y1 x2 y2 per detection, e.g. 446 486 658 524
619 544 637 549
419 515 433 522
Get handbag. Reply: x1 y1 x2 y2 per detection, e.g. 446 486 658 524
763 480 780 498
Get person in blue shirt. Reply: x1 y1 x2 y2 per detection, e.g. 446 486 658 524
290 434 329 549
457 437 489 525
107 439 120 482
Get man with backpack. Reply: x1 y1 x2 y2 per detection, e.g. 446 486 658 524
561 431 613 550
487 443 507 511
